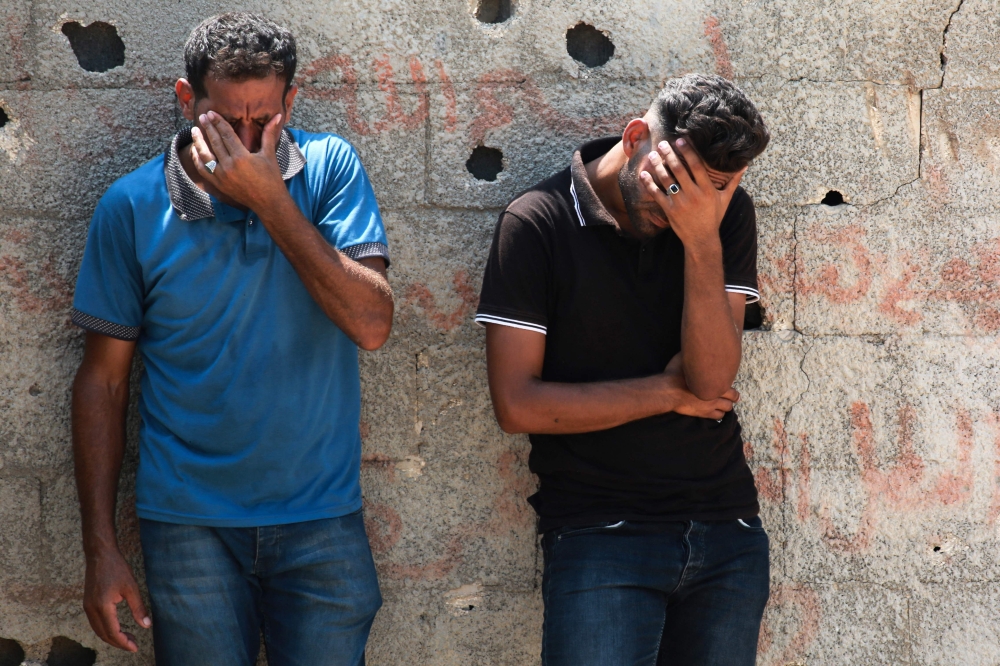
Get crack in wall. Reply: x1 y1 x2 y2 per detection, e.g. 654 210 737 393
938 0 966 85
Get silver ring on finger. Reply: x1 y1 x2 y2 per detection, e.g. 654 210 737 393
205 159 218 174
668 183 681 195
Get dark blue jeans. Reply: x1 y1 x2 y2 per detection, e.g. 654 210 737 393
541 517 769 666
140 510 381 666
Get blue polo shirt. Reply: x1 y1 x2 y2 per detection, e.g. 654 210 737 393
72 127 390 527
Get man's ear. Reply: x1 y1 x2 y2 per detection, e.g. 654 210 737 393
620 118 651 160
175 79 197 122
282 83 298 125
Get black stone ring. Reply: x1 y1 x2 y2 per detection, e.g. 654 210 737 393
668 183 681 195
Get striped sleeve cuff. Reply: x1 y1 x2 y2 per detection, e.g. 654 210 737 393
71 309 141 341
342 242 391 267
474 313 547 335
725 285 760 304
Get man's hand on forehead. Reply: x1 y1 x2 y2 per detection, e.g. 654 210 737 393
639 137 747 247
190 110 288 212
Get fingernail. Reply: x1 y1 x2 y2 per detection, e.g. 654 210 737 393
648 152 659 163
640 171 650 180
658 141 670 151
676 138 686 147
143 617 152 627
199 114 207 124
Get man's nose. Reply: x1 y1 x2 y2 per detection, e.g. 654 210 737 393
237 125 260 152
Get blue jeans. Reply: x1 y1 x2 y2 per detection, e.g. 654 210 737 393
140 510 381 666
541 518 769 666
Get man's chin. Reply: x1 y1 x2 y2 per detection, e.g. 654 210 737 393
633 216 669 240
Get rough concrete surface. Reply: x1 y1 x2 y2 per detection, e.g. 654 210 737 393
1 0 998 664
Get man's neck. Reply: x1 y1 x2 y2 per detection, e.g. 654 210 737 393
177 142 247 211
583 141 638 236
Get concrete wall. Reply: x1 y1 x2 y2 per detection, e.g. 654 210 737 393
1 0 998 663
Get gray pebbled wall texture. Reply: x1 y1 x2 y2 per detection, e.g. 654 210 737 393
1 0 999 663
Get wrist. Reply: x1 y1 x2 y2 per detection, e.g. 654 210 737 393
251 186 294 221
682 235 723 261
82 529 120 560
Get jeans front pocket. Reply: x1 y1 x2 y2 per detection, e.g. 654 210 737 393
735 516 765 531
555 520 627 541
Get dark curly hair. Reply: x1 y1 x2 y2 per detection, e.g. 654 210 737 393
652 74 770 172
184 13 297 98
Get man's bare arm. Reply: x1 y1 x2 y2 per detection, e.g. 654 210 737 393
641 138 748 399
192 111 394 351
73 332 150 652
485 325 739 434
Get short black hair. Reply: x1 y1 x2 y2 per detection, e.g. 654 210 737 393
652 74 770 173
184 13 296 98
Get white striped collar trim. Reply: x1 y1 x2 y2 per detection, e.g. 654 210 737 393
569 179 586 227
474 314 547 335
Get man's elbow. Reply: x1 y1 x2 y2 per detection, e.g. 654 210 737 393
491 397 529 434
687 378 733 402
355 309 394 351
356 324 391 351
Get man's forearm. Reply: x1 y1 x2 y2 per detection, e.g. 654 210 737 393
681 238 742 399
256 194 393 350
72 372 129 558
493 374 681 435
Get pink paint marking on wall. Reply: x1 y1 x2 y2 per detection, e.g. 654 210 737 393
300 53 432 134
752 403 980 555
703 16 734 80
435 60 458 133
404 270 479 332
796 224 873 305
469 69 633 146
757 583 821 666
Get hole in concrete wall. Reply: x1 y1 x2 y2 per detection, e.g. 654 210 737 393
0 107 8 129
743 302 764 330
933 545 942 552
566 23 615 68
61 21 126 72
476 0 513 24
466 145 504 181
46 637 97 666
821 190 844 206
0 638 25 666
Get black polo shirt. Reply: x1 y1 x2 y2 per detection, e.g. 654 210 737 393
476 137 760 532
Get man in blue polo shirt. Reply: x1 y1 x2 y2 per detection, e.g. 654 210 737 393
70 14 392 665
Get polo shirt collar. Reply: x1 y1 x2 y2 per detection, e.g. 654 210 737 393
164 126 306 221
569 136 622 229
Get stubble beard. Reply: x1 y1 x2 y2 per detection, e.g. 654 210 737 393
617 158 663 241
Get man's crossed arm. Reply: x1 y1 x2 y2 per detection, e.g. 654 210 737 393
486 138 748 434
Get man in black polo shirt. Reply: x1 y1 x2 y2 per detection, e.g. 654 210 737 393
476 74 771 665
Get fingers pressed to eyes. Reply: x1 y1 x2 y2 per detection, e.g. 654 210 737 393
260 113 283 155
207 111 246 157
190 128 217 168
199 115 231 162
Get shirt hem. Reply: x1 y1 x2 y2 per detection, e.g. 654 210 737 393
135 498 364 528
